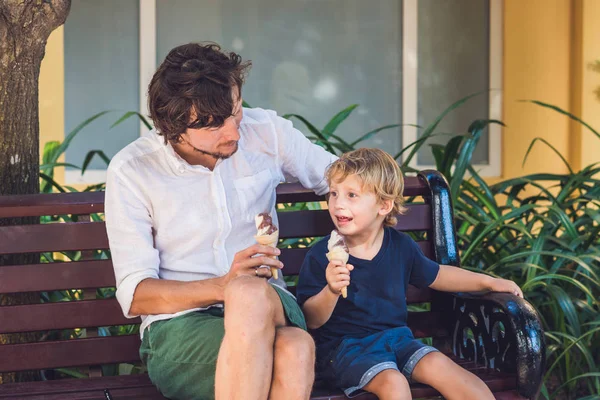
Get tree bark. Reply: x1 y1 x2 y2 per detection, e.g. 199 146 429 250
0 0 70 384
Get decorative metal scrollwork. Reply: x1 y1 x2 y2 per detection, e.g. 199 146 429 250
452 298 517 373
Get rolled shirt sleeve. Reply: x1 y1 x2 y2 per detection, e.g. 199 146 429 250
105 167 160 318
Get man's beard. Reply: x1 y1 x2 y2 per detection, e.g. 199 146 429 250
190 141 239 160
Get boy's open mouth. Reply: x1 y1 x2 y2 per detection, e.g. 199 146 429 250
336 216 353 224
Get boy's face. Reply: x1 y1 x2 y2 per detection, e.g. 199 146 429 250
328 174 391 238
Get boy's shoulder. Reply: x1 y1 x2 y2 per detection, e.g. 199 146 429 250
305 235 331 263
385 228 420 253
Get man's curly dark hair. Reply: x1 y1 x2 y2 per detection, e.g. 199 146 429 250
148 42 252 144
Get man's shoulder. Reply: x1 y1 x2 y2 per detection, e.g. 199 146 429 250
241 107 280 126
108 131 163 175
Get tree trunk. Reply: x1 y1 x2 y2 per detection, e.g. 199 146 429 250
0 0 70 384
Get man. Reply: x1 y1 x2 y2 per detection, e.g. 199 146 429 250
105 42 337 400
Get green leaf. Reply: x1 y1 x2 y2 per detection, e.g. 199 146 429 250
522 137 573 175
39 172 66 193
350 124 400 147
402 91 486 166
111 111 152 131
450 119 504 200
81 150 111 175
322 104 359 139
523 99 600 140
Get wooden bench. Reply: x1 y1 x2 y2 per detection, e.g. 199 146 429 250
0 170 545 399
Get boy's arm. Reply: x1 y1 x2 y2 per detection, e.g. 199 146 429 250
297 253 352 329
302 287 341 330
430 265 523 297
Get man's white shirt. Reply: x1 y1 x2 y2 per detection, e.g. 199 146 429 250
105 107 337 337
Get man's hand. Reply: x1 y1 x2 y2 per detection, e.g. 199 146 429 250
222 244 283 286
487 277 523 298
325 260 354 296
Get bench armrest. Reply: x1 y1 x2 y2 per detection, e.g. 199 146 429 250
450 292 545 399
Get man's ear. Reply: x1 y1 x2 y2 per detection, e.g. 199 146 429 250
378 199 394 216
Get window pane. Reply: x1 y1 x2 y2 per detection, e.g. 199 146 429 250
64 0 139 170
157 0 403 154
417 0 490 165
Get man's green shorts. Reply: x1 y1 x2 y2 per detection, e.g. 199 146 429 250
139 284 307 400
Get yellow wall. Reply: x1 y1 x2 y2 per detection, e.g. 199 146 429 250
39 26 65 184
38 2 599 184
502 0 572 180
579 0 600 168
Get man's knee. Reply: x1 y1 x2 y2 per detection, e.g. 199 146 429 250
225 276 274 311
274 327 315 365
223 276 283 332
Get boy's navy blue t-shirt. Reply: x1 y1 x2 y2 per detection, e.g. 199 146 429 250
296 227 440 359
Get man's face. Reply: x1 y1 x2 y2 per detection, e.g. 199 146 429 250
183 95 243 161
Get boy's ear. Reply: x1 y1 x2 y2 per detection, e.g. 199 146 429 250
378 199 394 216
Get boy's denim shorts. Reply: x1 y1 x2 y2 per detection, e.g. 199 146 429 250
317 326 438 397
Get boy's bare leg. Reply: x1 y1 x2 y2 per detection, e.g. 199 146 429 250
363 369 412 400
411 352 494 400
215 276 287 400
268 327 315 400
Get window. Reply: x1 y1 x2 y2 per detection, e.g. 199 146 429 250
62 0 501 183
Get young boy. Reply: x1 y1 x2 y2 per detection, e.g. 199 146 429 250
297 148 523 400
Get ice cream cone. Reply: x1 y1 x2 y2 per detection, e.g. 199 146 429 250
326 248 350 298
254 231 280 279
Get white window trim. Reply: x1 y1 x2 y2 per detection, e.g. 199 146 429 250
140 0 156 137
402 0 503 177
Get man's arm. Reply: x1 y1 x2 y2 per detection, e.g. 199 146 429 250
129 244 283 316
105 165 283 318
429 265 523 297
129 277 225 316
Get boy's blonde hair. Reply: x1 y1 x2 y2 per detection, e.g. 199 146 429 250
326 148 407 227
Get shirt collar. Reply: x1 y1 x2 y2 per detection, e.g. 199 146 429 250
146 129 214 174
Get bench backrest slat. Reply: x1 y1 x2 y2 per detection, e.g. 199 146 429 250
0 260 115 293
0 299 139 334
0 222 109 255
0 336 141 373
278 205 430 239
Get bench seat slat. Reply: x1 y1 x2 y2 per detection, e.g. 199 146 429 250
0 374 157 398
0 299 140 334
0 335 141 373
0 222 108 255
0 363 517 400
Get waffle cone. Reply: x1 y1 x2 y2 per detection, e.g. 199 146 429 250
326 249 349 298
254 232 280 279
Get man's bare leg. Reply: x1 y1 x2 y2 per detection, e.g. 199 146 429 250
411 352 494 400
268 327 315 400
215 276 287 400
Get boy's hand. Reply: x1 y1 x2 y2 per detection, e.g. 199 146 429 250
325 260 354 296
488 277 523 298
